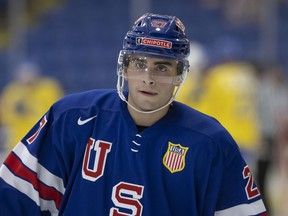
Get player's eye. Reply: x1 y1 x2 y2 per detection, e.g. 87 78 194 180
155 64 169 73
134 61 147 70
130 59 147 70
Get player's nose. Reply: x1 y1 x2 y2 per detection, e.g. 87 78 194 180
142 71 155 85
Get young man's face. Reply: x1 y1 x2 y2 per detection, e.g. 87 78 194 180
125 55 179 112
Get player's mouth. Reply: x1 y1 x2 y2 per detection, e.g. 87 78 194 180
139 90 158 96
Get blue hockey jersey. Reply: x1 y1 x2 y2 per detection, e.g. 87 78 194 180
0 89 267 215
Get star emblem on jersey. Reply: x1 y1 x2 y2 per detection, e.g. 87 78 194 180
163 142 189 173
77 115 97 125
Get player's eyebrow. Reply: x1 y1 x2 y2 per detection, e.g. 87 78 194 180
130 56 145 61
129 56 175 67
153 61 173 66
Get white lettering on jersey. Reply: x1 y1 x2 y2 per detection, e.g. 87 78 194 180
242 165 260 200
82 138 112 181
110 181 144 216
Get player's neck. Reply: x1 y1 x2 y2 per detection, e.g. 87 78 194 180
128 105 169 127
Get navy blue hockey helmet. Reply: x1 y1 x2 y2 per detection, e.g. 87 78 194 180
123 13 190 60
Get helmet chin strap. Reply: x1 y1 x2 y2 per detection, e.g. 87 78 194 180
117 89 175 114
117 71 187 114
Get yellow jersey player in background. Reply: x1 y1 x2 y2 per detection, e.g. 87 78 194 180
0 61 64 158
177 39 261 171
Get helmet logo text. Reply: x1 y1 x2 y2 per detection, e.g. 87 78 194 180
136 37 172 49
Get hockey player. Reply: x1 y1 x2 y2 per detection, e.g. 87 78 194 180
0 13 268 215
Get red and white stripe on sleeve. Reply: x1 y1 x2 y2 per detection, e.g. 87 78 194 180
0 142 65 214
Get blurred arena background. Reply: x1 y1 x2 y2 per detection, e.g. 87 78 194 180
0 0 287 93
0 0 288 215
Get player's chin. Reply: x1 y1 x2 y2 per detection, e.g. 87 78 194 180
135 102 157 112
137 94 158 103
141 103 166 112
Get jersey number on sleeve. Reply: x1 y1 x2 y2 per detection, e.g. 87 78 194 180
26 115 48 144
242 165 260 200
110 181 144 216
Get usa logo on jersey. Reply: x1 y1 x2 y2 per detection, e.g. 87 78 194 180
163 142 189 173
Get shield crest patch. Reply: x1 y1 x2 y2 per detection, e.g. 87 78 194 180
163 142 189 173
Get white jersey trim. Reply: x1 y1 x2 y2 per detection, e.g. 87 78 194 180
214 199 266 216
13 142 66 194
0 165 59 215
